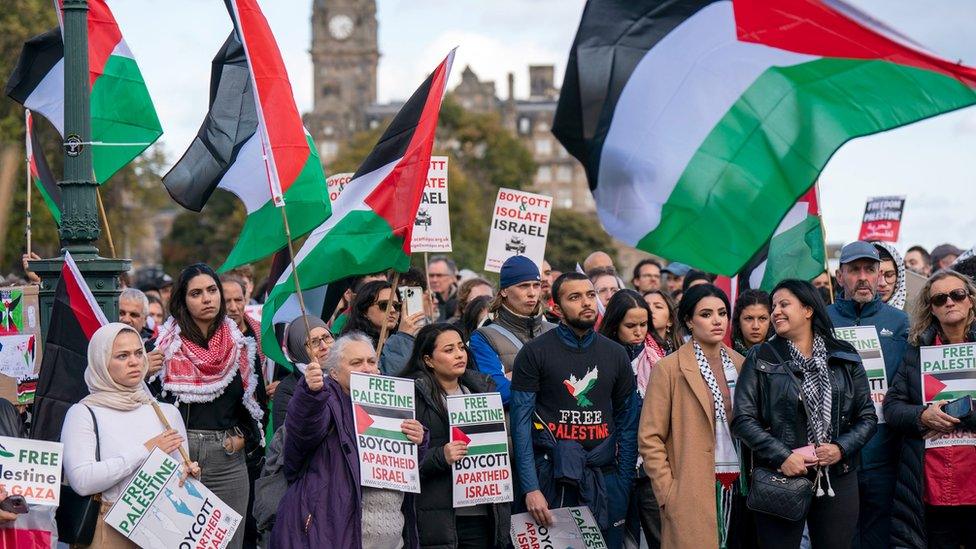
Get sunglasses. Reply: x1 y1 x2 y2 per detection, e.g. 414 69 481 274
931 288 971 307
374 300 402 311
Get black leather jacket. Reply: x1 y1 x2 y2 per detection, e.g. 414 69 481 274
731 335 878 475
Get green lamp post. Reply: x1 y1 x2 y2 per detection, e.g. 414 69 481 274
29 0 130 336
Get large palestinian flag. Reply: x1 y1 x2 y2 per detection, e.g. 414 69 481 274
6 0 162 184
553 0 976 275
31 253 108 442
260 50 455 366
26 110 61 225
164 2 331 273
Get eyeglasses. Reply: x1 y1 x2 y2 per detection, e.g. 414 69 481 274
931 289 971 307
309 335 334 348
374 300 402 311
881 271 897 284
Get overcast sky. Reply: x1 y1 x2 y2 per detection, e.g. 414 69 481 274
110 0 975 254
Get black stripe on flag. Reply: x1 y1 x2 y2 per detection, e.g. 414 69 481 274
358 403 413 420
6 28 63 105
162 31 257 212
552 0 715 187
931 372 976 382
29 117 62 224
455 422 506 436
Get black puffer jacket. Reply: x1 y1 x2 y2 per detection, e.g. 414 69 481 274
410 369 511 549
732 335 878 476
884 322 976 549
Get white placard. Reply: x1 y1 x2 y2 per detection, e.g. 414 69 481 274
326 172 355 204
510 506 607 548
350 372 420 492
0 436 62 506
0 334 35 379
919 343 976 448
484 188 552 273
447 392 512 507
834 326 887 424
411 156 452 252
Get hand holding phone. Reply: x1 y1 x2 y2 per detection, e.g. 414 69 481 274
943 395 973 420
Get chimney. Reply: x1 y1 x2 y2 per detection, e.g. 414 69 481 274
507 72 515 101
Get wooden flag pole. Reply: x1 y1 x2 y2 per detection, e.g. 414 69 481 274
150 400 192 465
376 271 401 356
95 188 116 258
278 206 314 341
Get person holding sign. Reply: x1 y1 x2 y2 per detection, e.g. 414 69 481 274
827 241 909 549
62 323 200 548
885 270 976 548
733 279 877 549
399 323 511 548
273 332 427 549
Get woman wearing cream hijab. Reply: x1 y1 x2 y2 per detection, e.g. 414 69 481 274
61 323 199 548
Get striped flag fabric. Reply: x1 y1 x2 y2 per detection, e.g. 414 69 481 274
26 110 61 225
6 0 162 184
355 403 411 442
553 0 976 276
451 423 508 457
259 50 455 366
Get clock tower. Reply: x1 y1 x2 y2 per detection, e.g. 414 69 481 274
307 0 378 163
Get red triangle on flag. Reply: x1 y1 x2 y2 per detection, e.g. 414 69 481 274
354 404 374 434
923 373 947 402
451 426 470 445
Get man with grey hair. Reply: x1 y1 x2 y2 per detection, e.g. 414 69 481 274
119 287 164 378
427 255 459 320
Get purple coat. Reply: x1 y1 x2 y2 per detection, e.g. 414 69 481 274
272 376 426 548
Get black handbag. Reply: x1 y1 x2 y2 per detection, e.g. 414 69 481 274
56 406 102 544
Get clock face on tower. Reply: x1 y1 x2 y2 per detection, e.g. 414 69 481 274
329 14 354 40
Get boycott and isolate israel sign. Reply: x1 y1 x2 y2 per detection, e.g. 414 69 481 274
326 172 354 204
411 156 452 253
0 436 62 506
834 326 887 424
484 188 552 273
447 392 512 507
350 372 420 492
105 448 241 549
857 195 905 242
919 342 976 448
511 506 607 549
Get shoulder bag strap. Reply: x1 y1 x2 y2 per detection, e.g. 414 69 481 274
766 343 821 447
84 405 100 461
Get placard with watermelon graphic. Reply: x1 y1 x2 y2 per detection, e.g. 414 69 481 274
919 342 976 448
350 372 420 492
447 392 512 507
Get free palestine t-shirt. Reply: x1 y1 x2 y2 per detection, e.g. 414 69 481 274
511 327 634 450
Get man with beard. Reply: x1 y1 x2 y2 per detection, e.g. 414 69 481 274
827 241 908 549
510 272 638 548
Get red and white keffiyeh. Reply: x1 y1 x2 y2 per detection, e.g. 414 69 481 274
634 334 666 398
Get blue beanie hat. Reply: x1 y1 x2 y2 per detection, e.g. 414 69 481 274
500 255 540 289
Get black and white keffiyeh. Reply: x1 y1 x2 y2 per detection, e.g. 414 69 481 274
693 340 735 423
788 335 832 445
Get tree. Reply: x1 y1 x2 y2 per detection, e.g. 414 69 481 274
162 190 247 274
544 209 616 273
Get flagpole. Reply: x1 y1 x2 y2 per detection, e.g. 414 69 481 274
95 188 116 258
814 181 835 304
422 251 433 323
279 206 314 340
377 271 401 356
24 111 32 257
150 400 192 465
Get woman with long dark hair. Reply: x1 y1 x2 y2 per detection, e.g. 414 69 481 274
639 284 746 548
642 290 682 354
398 323 510 548
343 279 423 375
155 263 264 549
732 279 877 548
601 289 664 548
732 289 772 354
885 269 976 548
459 295 491 341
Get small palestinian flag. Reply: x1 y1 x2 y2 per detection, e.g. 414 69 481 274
355 403 411 442
922 372 976 403
451 423 508 457
26 110 61 225
553 0 976 276
31 252 108 442
17 375 38 405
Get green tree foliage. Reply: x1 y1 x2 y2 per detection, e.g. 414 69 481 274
0 1 57 141
545 209 616 273
162 190 246 275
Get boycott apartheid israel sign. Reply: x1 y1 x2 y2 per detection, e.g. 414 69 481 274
105 448 242 549
919 342 976 448
350 372 420 492
411 156 452 252
0 436 61 506
834 326 887 424
511 506 607 549
857 195 906 242
326 172 354 204
484 188 552 273
447 392 512 507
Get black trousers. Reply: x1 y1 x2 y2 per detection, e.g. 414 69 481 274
853 465 895 549
926 505 976 548
630 476 662 549
754 470 859 549
456 515 493 549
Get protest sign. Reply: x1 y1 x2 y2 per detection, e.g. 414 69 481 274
0 436 62 506
919 342 976 448
447 392 512 507
511 506 607 549
0 334 35 380
350 372 420 492
857 196 906 242
484 188 552 273
411 156 452 252
0 289 24 335
834 326 887 423
0 286 42 404
326 172 354 204
106 448 242 549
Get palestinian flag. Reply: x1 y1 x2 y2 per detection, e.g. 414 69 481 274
355 403 411 442
553 0 976 276
260 50 455 366
6 0 162 184
164 2 330 272
31 252 108 442
451 423 508 457
26 110 61 225
738 187 825 292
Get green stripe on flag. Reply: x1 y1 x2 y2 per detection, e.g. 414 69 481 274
865 369 886 379
759 215 825 291
466 443 508 456
33 176 61 225
90 54 162 184
639 58 976 274
365 427 409 441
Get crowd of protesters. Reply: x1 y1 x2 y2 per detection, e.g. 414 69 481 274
5 240 974 548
